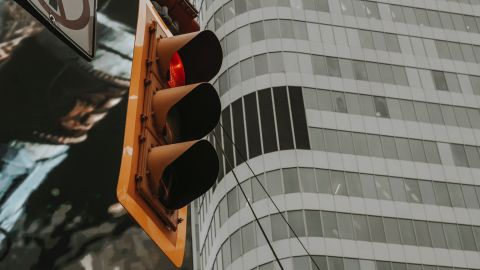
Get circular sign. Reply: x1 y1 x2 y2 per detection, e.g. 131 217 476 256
38 0 90 30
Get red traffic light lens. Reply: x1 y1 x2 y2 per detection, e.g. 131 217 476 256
168 52 186 88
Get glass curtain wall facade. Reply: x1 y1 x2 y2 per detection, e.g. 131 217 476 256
191 0 480 269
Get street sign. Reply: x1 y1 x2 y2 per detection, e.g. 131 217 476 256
14 0 96 60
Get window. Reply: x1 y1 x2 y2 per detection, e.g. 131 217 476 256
368 216 386 242
226 31 239 55
372 32 387 51
326 57 341 77
399 100 416 121
379 64 395 84
414 221 432 247
289 87 310 149
325 130 340 152
240 58 255 81
392 66 409 86
444 224 462 249
419 181 436 204
375 176 392 200
279 20 294 39
381 137 398 159
288 211 306 236
409 140 427 163
230 229 242 261
328 257 345 270
445 73 461 93
345 93 361 114
435 41 451 59
385 34 401 52
242 222 256 252
332 92 348 113
316 169 332 194
353 60 368 81
366 134 383 157
305 210 323 236
358 95 376 116
339 59 354 79
300 168 316 193
266 170 283 196
462 185 480 209
339 0 355 16
390 177 407 202
353 214 370 241
338 131 355 154
374 97 390 117
214 8 224 30
424 141 441 164
252 174 267 202
293 21 308 40
404 179 422 203
222 238 231 266
251 22 265 42
426 103 444 125
386 98 402 119
448 42 464 61
312 55 327 75
345 172 362 197
451 144 469 167
239 180 252 208
322 211 339 238
337 213 354 239
331 170 348 196
432 71 448 91
365 62 381 82
224 1 235 22
447 184 465 208
458 225 477 250
359 30 375 49
264 20 280 39
384 218 402 244
227 188 239 217
364 1 380 19
433 182 451 207
268 52 285 73
271 214 289 240
232 99 247 165
360 174 377 199
258 89 277 153
429 222 447 248
309 128 325 151
255 216 272 247
353 133 369 155
222 108 234 171
399 219 416 245
283 168 300 193
254 54 268 76
244 92 262 158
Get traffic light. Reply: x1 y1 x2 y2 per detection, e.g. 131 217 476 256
116 0 222 266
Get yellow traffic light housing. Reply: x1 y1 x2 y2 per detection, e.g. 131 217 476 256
117 0 222 266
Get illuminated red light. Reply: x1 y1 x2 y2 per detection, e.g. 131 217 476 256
168 52 186 87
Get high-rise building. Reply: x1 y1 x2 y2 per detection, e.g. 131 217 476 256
191 0 480 269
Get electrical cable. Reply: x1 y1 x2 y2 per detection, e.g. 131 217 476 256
217 123 322 270
212 131 285 270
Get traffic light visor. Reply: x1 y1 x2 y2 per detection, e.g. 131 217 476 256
157 30 222 84
147 140 219 210
152 83 221 142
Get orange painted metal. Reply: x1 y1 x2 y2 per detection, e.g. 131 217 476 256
116 0 187 266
